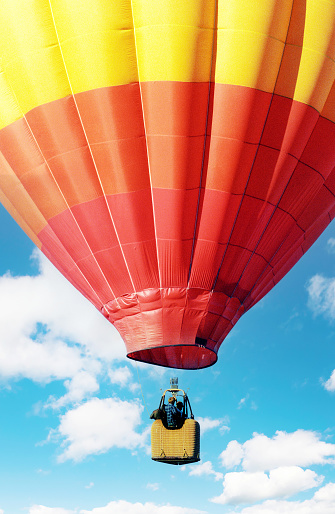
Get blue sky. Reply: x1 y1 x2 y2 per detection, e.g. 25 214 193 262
1 202 335 514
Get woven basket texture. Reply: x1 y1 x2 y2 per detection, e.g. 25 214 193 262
151 419 200 461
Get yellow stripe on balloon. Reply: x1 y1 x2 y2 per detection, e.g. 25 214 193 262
293 0 335 111
135 26 215 83
0 67 22 128
0 0 69 118
214 30 285 91
0 0 335 130
51 0 138 93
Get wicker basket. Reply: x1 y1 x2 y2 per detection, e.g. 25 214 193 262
151 419 200 465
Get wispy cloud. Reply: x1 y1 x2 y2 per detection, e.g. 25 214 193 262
238 395 249 409
327 238 335 254
307 274 335 320
46 370 100 410
108 366 139 392
280 310 303 333
306 275 335 392
197 417 229 435
237 394 257 411
146 482 159 491
29 506 75 514
323 370 335 392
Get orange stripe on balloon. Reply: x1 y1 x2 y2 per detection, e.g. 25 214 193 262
1 81 335 367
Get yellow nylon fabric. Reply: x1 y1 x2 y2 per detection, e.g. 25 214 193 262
0 0 335 129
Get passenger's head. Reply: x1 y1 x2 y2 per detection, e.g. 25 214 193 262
168 396 175 404
177 401 183 410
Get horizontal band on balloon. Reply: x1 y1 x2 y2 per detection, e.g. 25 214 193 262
33 170 334 303
37 201 335 371
1 82 335 237
101 286 242 367
1 1 335 370
127 345 217 370
1 0 335 126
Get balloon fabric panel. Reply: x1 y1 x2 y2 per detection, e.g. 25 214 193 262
0 0 335 368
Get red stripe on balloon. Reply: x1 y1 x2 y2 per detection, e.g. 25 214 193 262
0 81 335 368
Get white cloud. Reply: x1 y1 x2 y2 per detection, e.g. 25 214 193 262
85 482 94 490
108 366 139 392
0 251 125 385
237 394 257 411
226 482 335 513
216 431 335 506
29 502 207 514
0 330 83 383
131 360 167 381
188 461 223 481
28 486 335 514
33 252 125 361
46 370 100 409
0 249 133 421
211 467 323 505
146 482 159 491
197 417 228 435
80 500 207 513
327 238 335 253
108 366 132 387
323 370 335 392
36 469 51 476
220 440 244 469
54 397 148 462
238 395 249 409
29 507 75 514
219 430 335 471
306 274 335 320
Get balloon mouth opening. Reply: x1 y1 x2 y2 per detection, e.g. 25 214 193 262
127 344 217 370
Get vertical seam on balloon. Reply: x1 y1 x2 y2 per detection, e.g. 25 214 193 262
224 128 330 306
204 3 301 345
177 0 218 359
129 0 162 348
241 88 335 307
0 142 45 247
9 122 106 306
211 1 298 296
236 123 329 307
48 0 137 304
241 98 335 301
244 183 334 308
129 0 162 292
187 0 218 289
0 64 106 307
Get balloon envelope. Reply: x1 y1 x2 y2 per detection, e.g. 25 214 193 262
1 0 335 369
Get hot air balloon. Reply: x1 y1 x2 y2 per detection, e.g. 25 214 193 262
0 0 335 370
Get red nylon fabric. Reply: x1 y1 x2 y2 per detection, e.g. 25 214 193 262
1 82 335 368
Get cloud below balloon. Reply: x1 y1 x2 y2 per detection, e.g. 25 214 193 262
50 397 150 462
28 501 207 514
211 430 335 506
